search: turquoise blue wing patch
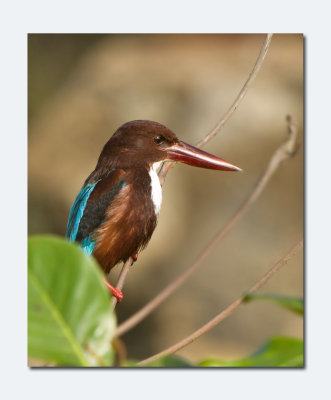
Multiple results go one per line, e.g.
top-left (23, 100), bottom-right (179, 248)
top-left (66, 169), bottom-right (127, 257)
top-left (81, 235), bottom-right (96, 255)
top-left (66, 183), bottom-right (97, 242)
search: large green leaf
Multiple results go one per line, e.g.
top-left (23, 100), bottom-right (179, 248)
top-left (198, 337), bottom-right (303, 367)
top-left (243, 293), bottom-right (303, 315)
top-left (28, 235), bottom-right (116, 366)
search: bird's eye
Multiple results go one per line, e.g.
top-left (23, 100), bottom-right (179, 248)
top-left (154, 136), bottom-right (165, 145)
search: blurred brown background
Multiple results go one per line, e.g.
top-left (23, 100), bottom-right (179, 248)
top-left (28, 34), bottom-right (303, 362)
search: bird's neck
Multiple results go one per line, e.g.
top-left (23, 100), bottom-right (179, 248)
top-left (148, 162), bottom-right (163, 214)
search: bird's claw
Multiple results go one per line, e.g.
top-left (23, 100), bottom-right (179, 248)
top-left (111, 287), bottom-right (124, 303)
top-left (103, 277), bottom-right (124, 303)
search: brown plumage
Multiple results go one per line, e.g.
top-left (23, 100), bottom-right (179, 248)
top-left (66, 120), bottom-right (241, 301)
top-left (92, 168), bottom-right (157, 273)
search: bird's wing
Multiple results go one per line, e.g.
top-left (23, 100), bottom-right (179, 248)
top-left (66, 169), bottom-right (127, 254)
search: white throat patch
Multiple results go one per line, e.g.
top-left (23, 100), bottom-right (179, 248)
top-left (149, 162), bottom-right (162, 214)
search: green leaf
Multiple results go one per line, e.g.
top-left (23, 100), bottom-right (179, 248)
top-left (139, 354), bottom-right (193, 367)
top-left (198, 337), bottom-right (303, 367)
top-left (28, 235), bottom-right (116, 366)
top-left (243, 293), bottom-right (303, 315)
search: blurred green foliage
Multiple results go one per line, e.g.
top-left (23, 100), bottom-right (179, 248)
top-left (243, 293), bottom-right (303, 315)
top-left (197, 337), bottom-right (303, 367)
top-left (28, 235), bottom-right (303, 367)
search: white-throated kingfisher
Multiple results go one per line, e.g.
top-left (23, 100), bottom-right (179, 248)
top-left (66, 120), bottom-right (241, 302)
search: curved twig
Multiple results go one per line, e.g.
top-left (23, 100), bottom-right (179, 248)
top-left (158, 33), bottom-right (273, 185)
top-left (112, 34), bottom-right (273, 309)
top-left (138, 239), bottom-right (303, 366)
top-left (116, 115), bottom-right (299, 335)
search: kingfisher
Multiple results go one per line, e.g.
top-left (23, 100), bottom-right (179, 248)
top-left (66, 120), bottom-right (241, 302)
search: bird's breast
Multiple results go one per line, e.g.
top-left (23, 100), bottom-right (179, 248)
top-left (92, 167), bottom-right (159, 272)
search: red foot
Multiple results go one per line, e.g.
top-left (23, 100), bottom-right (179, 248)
top-left (131, 253), bottom-right (138, 262)
top-left (103, 277), bottom-right (123, 303)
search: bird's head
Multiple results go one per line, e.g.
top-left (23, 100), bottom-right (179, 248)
top-left (97, 120), bottom-right (241, 171)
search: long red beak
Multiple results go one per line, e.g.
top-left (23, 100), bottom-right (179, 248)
top-left (165, 141), bottom-right (242, 172)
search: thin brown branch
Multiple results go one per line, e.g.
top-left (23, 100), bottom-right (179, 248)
top-left (138, 239), bottom-right (303, 366)
top-left (116, 115), bottom-right (299, 336)
top-left (113, 34), bottom-right (274, 313)
top-left (158, 33), bottom-right (273, 185)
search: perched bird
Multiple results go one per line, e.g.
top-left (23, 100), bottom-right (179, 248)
top-left (66, 120), bottom-right (241, 302)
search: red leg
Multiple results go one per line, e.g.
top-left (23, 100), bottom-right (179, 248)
top-left (131, 253), bottom-right (138, 262)
top-left (103, 277), bottom-right (123, 303)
